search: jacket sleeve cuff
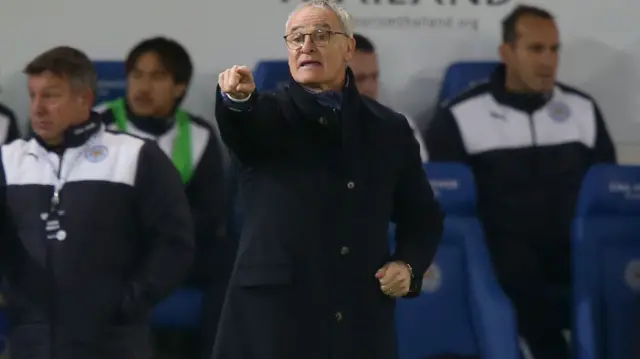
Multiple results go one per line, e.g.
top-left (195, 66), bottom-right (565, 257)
top-left (221, 91), bottom-right (252, 112)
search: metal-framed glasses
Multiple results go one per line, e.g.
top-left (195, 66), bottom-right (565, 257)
top-left (283, 29), bottom-right (347, 50)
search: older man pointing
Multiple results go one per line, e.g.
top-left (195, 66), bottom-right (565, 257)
top-left (213, 1), bottom-right (444, 358)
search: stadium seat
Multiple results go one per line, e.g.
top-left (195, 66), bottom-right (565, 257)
top-left (391, 163), bottom-right (520, 359)
top-left (572, 164), bottom-right (640, 359)
top-left (0, 295), bottom-right (9, 359)
top-left (152, 287), bottom-right (204, 329)
top-left (93, 61), bottom-right (127, 104)
top-left (438, 61), bottom-right (500, 103)
top-left (253, 60), bottom-right (290, 91)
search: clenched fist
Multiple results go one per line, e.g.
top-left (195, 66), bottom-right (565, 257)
top-left (375, 261), bottom-right (412, 297)
top-left (218, 65), bottom-right (256, 100)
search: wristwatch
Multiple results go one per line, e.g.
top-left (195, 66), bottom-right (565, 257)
top-left (401, 262), bottom-right (420, 294)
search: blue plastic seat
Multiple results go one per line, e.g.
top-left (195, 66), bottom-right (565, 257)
top-left (93, 61), bottom-right (127, 104)
top-left (392, 163), bottom-right (520, 359)
top-left (253, 60), bottom-right (289, 91)
top-left (152, 287), bottom-right (204, 330)
top-left (0, 296), bottom-right (9, 358)
top-left (572, 164), bottom-right (640, 359)
top-left (438, 61), bottom-right (500, 103)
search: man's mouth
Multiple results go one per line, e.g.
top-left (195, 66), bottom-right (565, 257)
top-left (300, 61), bottom-right (322, 68)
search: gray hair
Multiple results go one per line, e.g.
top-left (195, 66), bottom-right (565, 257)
top-left (285, 0), bottom-right (354, 36)
top-left (24, 46), bottom-right (98, 96)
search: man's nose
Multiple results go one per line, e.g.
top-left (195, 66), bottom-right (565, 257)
top-left (540, 49), bottom-right (557, 67)
top-left (300, 36), bottom-right (317, 53)
top-left (31, 97), bottom-right (44, 113)
top-left (136, 77), bottom-right (153, 91)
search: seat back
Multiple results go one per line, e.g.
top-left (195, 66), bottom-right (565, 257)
top-left (93, 61), bottom-right (127, 104)
top-left (393, 163), bottom-right (519, 359)
top-left (0, 296), bottom-right (9, 359)
top-left (572, 165), bottom-right (640, 359)
top-left (253, 60), bottom-right (290, 91)
top-left (152, 287), bottom-right (204, 329)
top-left (438, 61), bottom-right (499, 102)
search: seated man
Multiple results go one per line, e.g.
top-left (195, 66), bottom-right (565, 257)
top-left (95, 37), bottom-right (231, 359)
top-left (350, 33), bottom-right (428, 162)
top-left (425, 5), bottom-right (616, 359)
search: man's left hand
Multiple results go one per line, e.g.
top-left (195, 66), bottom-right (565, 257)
top-left (375, 261), bottom-right (411, 297)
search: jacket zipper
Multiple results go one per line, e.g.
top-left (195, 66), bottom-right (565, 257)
top-left (527, 114), bottom-right (539, 176)
top-left (528, 114), bottom-right (537, 146)
top-left (47, 153), bottom-right (63, 359)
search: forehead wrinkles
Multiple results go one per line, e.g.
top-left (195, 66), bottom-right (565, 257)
top-left (288, 8), bottom-right (340, 33)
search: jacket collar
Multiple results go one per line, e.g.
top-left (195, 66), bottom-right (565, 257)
top-left (121, 98), bottom-right (177, 136)
top-left (32, 112), bottom-right (103, 153)
top-left (489, 64), bottom-right (553, 114)
top-left (286, 66), bottom-right (361, 122)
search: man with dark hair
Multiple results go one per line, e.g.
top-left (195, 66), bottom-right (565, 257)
top-left (95, 36), bottom-right (230, 359)
top-left (350, 32), bottom-right (428, 161)
top-left (3, 45), bottom-right (194, 359)
top-left (502, 5), bottom-right (554, 44)
top-left (351, 33), bottom-right (379, 100)
top-left (426, 4), bottom-right (616, 359)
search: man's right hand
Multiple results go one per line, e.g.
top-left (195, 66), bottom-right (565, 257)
top-left (218, 65), bottom-right (256, 100)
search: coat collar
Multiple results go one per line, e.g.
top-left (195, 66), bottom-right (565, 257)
top-left (489, 64), bottom-right (553, 114)
top-left (286, 67), bottom-right (361, 123)
top-left (31, 112), bottom-right (103, 153)
top-left (119, 98), bottom-right (177, 136)
top-left (283, 67), bottom-right (364, 181)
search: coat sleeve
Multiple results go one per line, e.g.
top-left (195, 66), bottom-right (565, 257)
top-left (215, 87), bottom-right (284, 164)
top-left (391, 118), bottom-right (445, 298)
top-left (424, 106), bottom-right (469, 162)
top-left (0, 149), bottom-right (8, 277)
top-left (591, 103), bottom-right (617, 164)
top-left (121, 140), bottom-right (195, 316)
top-left (95, 105), bottom-right (116, 128)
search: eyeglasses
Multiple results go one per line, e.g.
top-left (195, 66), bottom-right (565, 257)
top-left (283, 29), bottom-right (348, 50)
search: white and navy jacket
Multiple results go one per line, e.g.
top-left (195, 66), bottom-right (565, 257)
top-left (0, 114), bottom-right (194, 358)
top-left (96, 101), bottom-right (230, 286)
top-left (425, 65), bottom-right (616, 245)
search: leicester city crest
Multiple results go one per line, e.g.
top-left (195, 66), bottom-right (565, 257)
top-left (547, 101), bottom-right (571, 122)
top-left (85, 145), bottom-right (108, 163)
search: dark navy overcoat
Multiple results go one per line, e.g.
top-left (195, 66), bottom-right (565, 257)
top-left (212, 69), bottom-right (444, 359)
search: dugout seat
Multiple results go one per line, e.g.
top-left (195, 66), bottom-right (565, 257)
top-left (572, 164), bottom-right (640, 359)
top-left (93, 61), bottom-right (127, 104)
top-left (391, 162), bottom-right (520, 359)
top-left (438, 61), bottom-right (499, 103)
top-left (254, 60), bottom-right (290, 91)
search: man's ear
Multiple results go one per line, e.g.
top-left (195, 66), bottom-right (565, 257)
top-left (344, 36), bottom-right (356, 62)
top-left (77, 88), bottom-right (95, 109)
top-left (174, 83), bottom-right (187, 99)
top-left (498, 42), bottom-right (512, 64)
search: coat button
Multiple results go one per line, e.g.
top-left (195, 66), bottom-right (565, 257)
top-left (319, 117), bottom-right (328, 125)
top-left (347, 181), bottom-right (355, 189)
top-left (340, 246), bottom-right (350, 255)
top-left (335, 312), bottom-right (343, 321)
